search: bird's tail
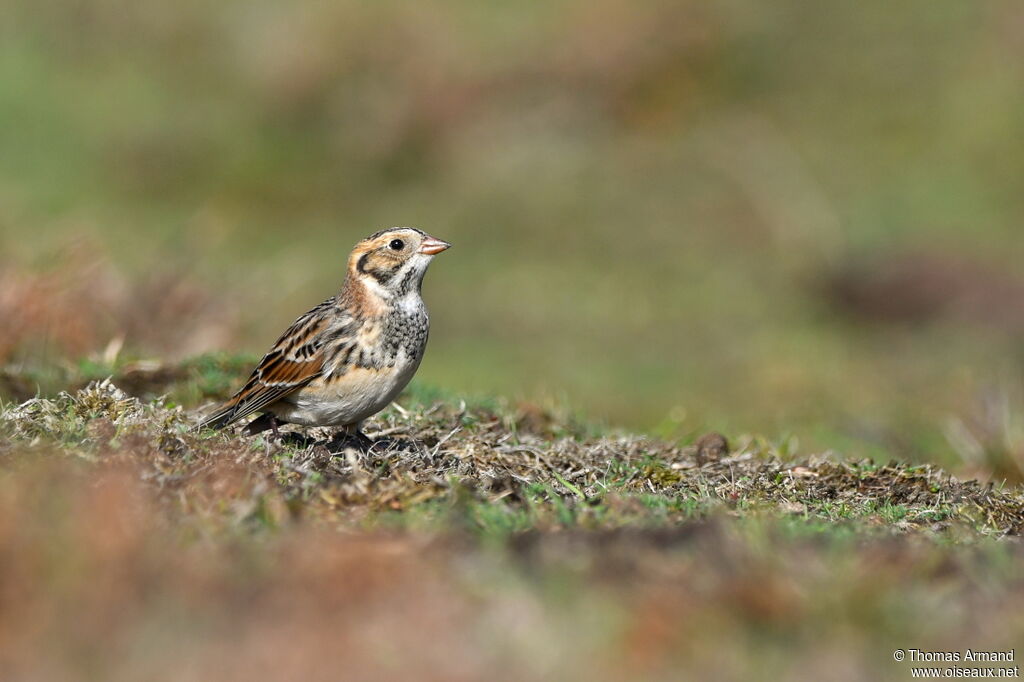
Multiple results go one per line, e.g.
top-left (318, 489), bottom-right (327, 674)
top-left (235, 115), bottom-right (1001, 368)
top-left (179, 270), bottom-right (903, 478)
top-left (192, 404), bottom-right (238, 432)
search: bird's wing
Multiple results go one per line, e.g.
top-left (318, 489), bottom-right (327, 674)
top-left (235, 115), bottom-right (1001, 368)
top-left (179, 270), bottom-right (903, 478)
top-left (196, 299), bottom-right (353, 430)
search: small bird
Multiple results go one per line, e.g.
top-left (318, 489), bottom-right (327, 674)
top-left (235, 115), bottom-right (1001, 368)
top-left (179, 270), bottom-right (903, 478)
top-left (197, 227), bottom-right (450, 440)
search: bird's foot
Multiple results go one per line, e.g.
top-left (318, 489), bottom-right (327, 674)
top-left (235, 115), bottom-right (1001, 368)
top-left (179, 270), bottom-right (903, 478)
top-left (325, 427), bottom-right (377, 455)
top-left (244, 413), bottom-right (279, 438)
top-left (244, 414), bottom-right (315, 447)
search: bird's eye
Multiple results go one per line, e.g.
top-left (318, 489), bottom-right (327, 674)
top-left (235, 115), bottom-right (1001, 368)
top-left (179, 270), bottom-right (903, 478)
top-left (389, 239), bottom-right (405, 251)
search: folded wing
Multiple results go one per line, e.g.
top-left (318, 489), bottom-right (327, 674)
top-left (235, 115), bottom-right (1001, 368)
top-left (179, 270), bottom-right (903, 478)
top-left (196, 299), bottom-right (348, 430)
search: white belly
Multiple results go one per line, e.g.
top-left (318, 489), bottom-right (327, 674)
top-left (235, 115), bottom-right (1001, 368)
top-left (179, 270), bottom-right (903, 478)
top-left (270, 353), bottom-right (422, 427)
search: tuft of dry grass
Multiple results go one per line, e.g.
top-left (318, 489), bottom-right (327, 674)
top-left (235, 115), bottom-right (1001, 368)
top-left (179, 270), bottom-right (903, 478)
top-left (0, 242), bottom-right (240, 368)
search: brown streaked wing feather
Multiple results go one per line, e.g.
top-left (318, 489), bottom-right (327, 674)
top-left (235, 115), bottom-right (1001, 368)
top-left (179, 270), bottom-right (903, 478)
top-left (197, 299), bottom-right (349, 429)
top-left (221, 349), bottom-right (323, 422)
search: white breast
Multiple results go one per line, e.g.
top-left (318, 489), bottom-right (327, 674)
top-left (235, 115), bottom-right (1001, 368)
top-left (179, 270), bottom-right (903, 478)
top-left (271, 350), bottom-right (423, 427)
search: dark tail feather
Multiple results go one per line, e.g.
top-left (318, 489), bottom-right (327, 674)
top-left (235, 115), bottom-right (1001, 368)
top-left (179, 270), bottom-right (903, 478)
top-left (193, 405), bottom-right (238, 432)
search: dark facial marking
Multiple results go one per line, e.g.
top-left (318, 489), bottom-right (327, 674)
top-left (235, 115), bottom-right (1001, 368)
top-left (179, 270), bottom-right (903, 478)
top-left (356, 249), bottom-right (403, 286)
top-left (394, 265), bottom-right (420, 296)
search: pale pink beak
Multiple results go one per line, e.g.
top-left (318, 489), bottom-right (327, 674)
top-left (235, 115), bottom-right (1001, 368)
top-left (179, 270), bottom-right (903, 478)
top-left (419, 236), bottom-right (451, 255)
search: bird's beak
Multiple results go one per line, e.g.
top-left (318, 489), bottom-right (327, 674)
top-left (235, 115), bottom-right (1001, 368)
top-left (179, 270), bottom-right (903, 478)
top-left (419, 236), bottom-right (451, 255)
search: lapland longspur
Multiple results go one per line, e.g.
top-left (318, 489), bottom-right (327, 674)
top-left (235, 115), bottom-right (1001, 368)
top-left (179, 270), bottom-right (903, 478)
top-left (197, 227), bottom-right (450, 438)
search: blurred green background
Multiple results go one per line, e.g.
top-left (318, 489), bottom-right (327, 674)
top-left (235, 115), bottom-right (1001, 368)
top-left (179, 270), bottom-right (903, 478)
top-left (3, 0), bottom-right (1024, 467)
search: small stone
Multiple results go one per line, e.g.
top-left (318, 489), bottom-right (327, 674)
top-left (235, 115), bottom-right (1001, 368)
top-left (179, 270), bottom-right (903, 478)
top-left (695, 432), bottom-right (730, 465)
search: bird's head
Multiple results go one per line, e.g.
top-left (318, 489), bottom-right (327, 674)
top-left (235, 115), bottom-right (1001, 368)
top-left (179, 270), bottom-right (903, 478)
top-left (345, 227), bottom-right (451, 304)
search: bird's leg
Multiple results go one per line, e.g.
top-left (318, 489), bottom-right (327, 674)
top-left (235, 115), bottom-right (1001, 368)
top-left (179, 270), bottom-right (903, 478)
top-left (353, 428), bottom-right (374, 450)
top-left (243, 413), bottom-right (281, 439)
top-left (333, 423), bottom-right (374, 452)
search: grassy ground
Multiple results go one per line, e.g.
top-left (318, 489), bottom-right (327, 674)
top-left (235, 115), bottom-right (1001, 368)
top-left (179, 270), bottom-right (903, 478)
top-left (1, 368), bottom-right (1022, 681)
